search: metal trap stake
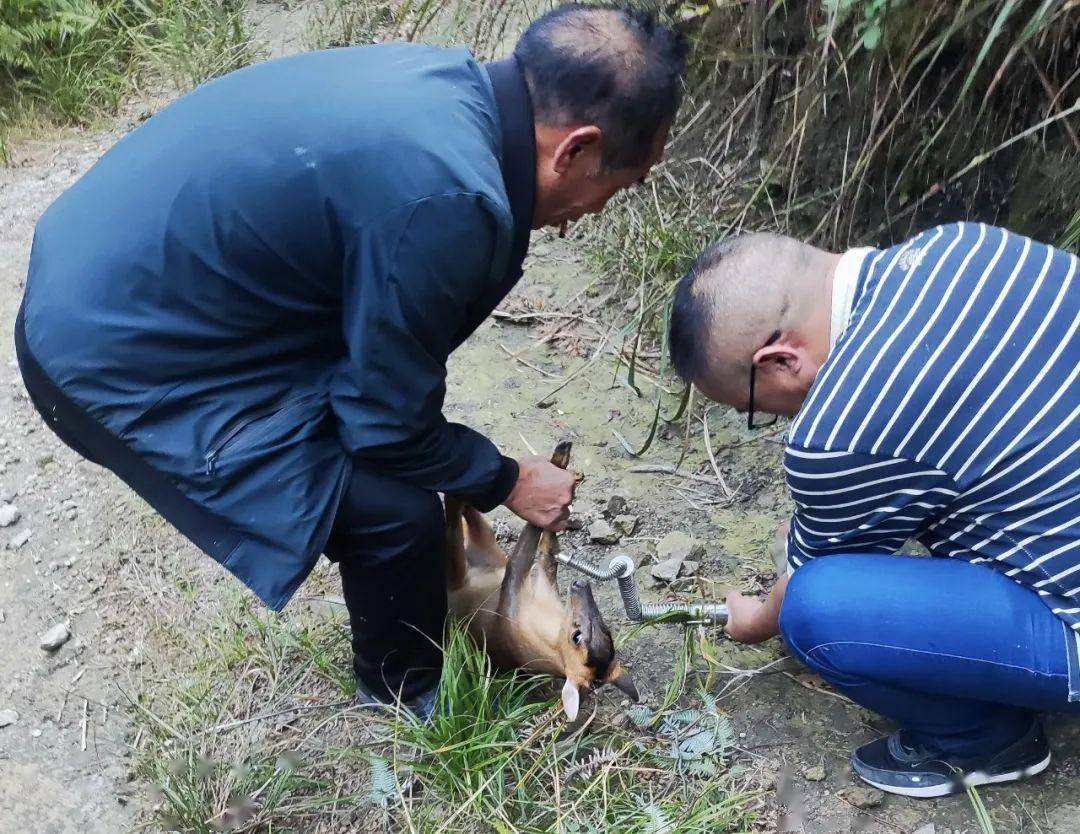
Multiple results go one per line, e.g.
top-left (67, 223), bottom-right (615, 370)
top-left (556, 551), bottom-right (729, 626)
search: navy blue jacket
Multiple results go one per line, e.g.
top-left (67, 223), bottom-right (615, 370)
top-left (19, 45), bottom-right (535, 609)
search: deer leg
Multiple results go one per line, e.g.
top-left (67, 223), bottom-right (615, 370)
top-left (462, 506), bottom-right (507, 568)
top-left (550, 439), bottom-right (572, 470)
top-left (443, 496), bottom-right (468, 590)
top-left (535, 440), bottom-right (573, 586)
top-left (499, 440), bottom-right (573, 615)
top-left (536, 530), bottom-right (559, 586)
top-left (498, 524), bottom-right (542, 617)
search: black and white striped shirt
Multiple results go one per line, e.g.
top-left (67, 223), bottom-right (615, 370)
top-left (786, 223), bottom-right (1080, 701)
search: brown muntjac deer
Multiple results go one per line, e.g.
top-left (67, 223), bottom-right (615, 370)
top-left (444, 441), bottom-right (638, 719)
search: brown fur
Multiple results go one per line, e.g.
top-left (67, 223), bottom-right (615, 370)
top-left (444, 493), bottom-right (637, 714)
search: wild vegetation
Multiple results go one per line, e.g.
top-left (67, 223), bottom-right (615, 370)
top-left (0, 0), bottom-right (254, 156)
top-left (580, 0), bottom-right (1080, 336)
top-left (3, 1), bottom-right (1077, 831)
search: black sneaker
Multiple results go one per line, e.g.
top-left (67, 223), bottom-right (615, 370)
top-left (354, 682), bottom-right (439, 722)
top-left (851, 721), bottom-right (1051, 798)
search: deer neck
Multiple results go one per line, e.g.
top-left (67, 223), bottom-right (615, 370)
top-left (510, 579), bottom-right (565, 672)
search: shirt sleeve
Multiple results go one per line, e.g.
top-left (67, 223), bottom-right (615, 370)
top-left (331, 192), bottom-right (518, 511)
top-left (784, 446), bottom-right (961, 573)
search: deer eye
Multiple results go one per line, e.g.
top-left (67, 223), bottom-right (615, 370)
top-left (572, 630), bottom-right (583, 646)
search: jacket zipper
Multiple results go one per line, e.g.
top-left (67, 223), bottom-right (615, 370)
top-left (204, 397), bottom-right (311, 475)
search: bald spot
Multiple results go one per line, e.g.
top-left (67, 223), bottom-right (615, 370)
top-left (545, 8), bottom-right (643, 63)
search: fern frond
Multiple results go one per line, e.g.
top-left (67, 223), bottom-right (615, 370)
top-left (642, 804), bottom-right (673, 834)
top-left (627, 704), bottom-right (654, 729)
top-left (366, 755), bottom-right (397, 808)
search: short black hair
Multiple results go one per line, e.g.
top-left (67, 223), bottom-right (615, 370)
top-left (669, 235), bottom-right (745, 382)
top-left (514, 3), bottom-right (686, 169)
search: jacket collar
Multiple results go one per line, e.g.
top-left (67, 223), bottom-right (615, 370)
top-left (484, 56), bottom-right (536, 286)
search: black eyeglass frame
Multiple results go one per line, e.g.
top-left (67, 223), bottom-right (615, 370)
top-left (747, 330), bottom-right (782, 430)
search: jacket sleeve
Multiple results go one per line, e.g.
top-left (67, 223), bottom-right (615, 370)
top-left (332, 192), bottom-right (519, 511)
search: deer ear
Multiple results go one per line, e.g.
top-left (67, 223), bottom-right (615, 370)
top-left (607, 662), bottom-right (640, 702)
top-left (560, 678), bottom-right (580, 721)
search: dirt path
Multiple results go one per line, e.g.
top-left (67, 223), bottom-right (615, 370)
top-left (2, 109), bottom-right (1079, 834)
top-left (0, 124), bottom-right (144, 832)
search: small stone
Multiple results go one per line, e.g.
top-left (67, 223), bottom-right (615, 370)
top-left (842, 785), bottom-right (884, 809)
top-left (566, 514), bottom-right (586, 532)
top-left (0, 609), bottom-right (5, 623)
top-left (40, 622), bottom-right (71, 652)
top-left (602, 494), bottom-right (628, 518)
top-left (681, 560), bottom-right (699, 576)
top-left (36, 453), bottom-right (54, 467)
top-left (612, 514), bottom-right (638, 536)
top-left (0, 709), bottom-right (17, 728)
top-left (31, 728), bottom-right (42, 738)
top-left (588, 519), bottom-right (620, 545)
top-left (656, 531), bottom-right (704, 564)
top-left (0, 503), bottom-right (19, 527)
top-left (803, 764), bottom-right (826, 782)
top-left (10, 529), bottom-right (31, 548)
top-left (651, 557), bottom-right (683, 584)
top-left (913, 825), bottom-right (936, 834)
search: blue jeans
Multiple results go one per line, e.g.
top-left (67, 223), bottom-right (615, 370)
top-left (780, 554), bottom-right (1080, 759)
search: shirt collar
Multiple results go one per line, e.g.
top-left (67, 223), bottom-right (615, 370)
top-left (484, 56), bottom-right (537, 285)
top-left (830, 247), bottom-right (873, 348)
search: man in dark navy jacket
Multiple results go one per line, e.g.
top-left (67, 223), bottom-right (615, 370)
top-left (16, 4), bottom-right (685, 713)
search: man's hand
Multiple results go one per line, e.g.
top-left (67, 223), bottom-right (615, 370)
top-left (725, 573), bottom-right (790, 644)
top-left (504, 455), bottom-right (576, 531)
top-left (724, 592), bottom-right (772, 644)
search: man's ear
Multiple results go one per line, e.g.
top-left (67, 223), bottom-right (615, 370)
top-left (753, 341), bottom-right (802, 379)
top-left (560, 677), bottom-right (581, 721)
top-left (552, 126), bottom-right (603, 175)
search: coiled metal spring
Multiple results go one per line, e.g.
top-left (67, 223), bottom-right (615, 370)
top-left (556, 551), bottom-right (728, 626)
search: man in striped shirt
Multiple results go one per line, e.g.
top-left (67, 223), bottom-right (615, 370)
top-left (668, 223), bottom-right (1079, 797)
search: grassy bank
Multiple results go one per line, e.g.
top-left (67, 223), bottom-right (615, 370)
top-left (579, 0), bottom-right (1080, 327)
top-left (0, 0), bottom-right (255, 157)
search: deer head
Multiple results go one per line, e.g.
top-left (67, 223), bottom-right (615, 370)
top-left (552, 573), bottom-right (639, 720)
top-left (445, 441), bottom-right (638, 719)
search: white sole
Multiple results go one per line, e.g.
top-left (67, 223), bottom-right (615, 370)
top-left (855, 751), bottom-right (1052, 799)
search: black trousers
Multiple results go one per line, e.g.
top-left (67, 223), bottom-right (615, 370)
top-left (324, 464), bottom-right (447, 702)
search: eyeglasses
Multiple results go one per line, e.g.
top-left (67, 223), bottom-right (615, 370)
top-left (747, 330), bottom-right (782, 430)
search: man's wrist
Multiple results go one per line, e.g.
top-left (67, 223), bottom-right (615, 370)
top-left (470, 455), bottom-right (520, 512)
